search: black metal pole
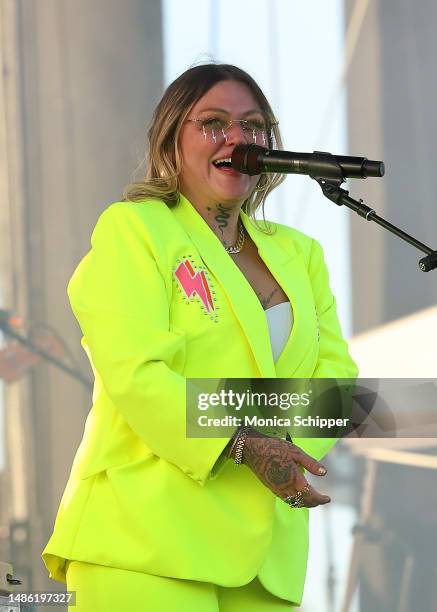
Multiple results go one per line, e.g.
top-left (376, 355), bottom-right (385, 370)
top-left (316, 179), bottom-right (437, 272)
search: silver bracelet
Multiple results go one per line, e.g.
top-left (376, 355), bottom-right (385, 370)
top-left (233, 426), bottom-right (251, 465)
top-left (227, 427), bottom-right (242, 459)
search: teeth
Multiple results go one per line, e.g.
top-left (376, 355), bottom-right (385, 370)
top-left (213, 158), bottom-right (232, 167)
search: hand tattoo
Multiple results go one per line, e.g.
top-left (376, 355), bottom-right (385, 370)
top-left (243, 436), bottom-right (297, 491)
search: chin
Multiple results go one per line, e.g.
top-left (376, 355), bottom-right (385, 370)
top-left (216, 189), bottom-right (253, 205)
top-left (210, 178), bottom-right (254, 204)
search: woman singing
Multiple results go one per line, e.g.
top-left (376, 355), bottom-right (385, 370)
top-left (43, 63), bottom-right (358, 611)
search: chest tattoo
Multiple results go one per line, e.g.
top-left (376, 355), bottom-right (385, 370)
top-left (258, 287), bottom-right (278, 309)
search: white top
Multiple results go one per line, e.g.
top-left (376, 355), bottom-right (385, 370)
top-left (265, 301), bottom-right (293, 362)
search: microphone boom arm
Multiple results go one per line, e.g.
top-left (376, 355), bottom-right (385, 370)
top-left (315, 178), bottom-right (437, 272)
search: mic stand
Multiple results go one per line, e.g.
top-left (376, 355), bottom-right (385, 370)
top-left (309, 153), bottom-right (437, 272)
top-left (0, 321), bottom-right (93, 390)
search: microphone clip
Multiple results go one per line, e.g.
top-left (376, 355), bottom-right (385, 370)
top-left (309, 151), bottom-right (345, 183)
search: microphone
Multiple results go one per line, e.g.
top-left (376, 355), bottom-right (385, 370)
top-left (231, 144), bottom-right (385, 179)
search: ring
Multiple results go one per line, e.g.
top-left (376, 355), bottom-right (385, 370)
top-left (284, 486), bottom-right (310, 508)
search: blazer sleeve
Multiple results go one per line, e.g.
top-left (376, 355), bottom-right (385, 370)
top-left (292, 238), bottom-right (358, 462)
top-left (309, 238), bottom-right (358, 379)
top-left (67, 204), bottom-right (230, 486)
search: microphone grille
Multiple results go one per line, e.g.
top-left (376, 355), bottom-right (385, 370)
top-left (231, 145), bottom-right (250, 173)
top-left (231, 144), bottom-right (265, 175)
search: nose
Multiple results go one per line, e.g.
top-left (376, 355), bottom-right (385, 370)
top-left (223, 121), bottom-right (249, 146)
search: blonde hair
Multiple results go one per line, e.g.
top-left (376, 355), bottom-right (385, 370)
top-left (123, 63), bottom-right (285, 230)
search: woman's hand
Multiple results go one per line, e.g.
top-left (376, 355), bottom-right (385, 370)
top-left (237, 429), bottom-right (331, 508)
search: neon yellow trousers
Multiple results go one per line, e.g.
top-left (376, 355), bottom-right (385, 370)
top-left (66, 561), bottom-right (295, 611)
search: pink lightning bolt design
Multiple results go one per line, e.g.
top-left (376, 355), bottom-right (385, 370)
top-left (174, 259), bottom-right (214, 313)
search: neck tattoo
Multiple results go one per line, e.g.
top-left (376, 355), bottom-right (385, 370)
top-left (214, 204), bottom-right (230, 234)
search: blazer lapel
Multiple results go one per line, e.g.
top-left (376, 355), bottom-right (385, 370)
top-left (172, 195), bottom-right (316, 378)
top-left (240, 211), bottom-right (318, 377)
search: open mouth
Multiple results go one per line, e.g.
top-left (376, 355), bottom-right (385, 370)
top-left (212, 158), bottom-right (233, 169)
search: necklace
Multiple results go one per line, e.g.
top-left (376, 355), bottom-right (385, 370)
top-left (225, 221), bottom-right (245, 254)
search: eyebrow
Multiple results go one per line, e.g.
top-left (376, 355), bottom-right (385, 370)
top-left (197, 107), bottom-right (264, 117)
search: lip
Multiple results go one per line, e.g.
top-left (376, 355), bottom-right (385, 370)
top-left (212, 164), bottom-right (242, 177)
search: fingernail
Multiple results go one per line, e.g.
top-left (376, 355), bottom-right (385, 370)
top-left (318, 466), bottom-right (327, 475)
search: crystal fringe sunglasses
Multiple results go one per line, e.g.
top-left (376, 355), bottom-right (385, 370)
top-left (186, 115), bottom-right (278, 145)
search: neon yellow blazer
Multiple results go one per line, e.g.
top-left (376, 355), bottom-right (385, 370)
top-left (42, 194), bottom-right (358, 605)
